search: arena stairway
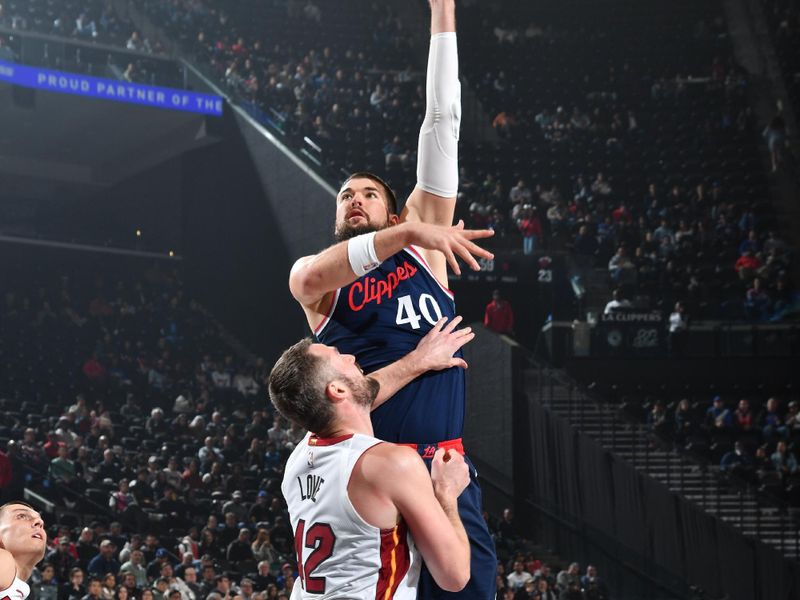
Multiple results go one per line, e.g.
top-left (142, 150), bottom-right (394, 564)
top-left (532, 370), bottom-right (800, 561)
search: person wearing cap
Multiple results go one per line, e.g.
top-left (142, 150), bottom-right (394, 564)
top-left (225, 529), bottom-right (252, 564)
top-left (151, 577), bottom-right (169, 600)
top-left (247, 492), bottom-right (270, 524)
top-left (87, 540), bottom-right (120, 577)
top-left (146, 549), bottom-right (173, 581)
top-left (45, 535), bottom-right (77, 583)
top-left (75, 528), bottom-right (98, 566)
top-left (221, 492), bottom-right (247, 524)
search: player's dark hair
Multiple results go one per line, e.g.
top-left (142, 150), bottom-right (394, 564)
top-left (342, 171), bottom-right (398, 215)
top-left (0, 501), bottom-right (36, 518)
top-left (268, 338), bottom-right (334, 435)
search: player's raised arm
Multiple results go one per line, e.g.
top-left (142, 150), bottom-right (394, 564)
top-left (401, 0), bottom-right (459, 233)
top-left (289, 220), bottom-right (493, 312)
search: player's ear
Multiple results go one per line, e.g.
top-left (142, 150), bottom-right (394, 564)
top-left (388, 213), bottom-right (400, 226)
top-left (325, 379), bottom-right (348, 403)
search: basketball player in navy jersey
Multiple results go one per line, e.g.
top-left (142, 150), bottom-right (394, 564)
top-left (289, 1), bottom-right (497, 598)
top-left (0, 502), bottom-right (47, 600)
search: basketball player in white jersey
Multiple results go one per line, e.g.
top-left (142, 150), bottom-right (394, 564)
top-left (0, 502), bottom-right (48, 600)
top-left (269, 338), bottom-right (471, 599)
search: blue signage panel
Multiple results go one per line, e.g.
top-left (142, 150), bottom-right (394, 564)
top-left (0, 60), bottom-right (223, 116)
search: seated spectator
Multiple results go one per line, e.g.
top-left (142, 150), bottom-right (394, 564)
top-left (87, 540), bottom-right (120, 577)
top-left (720, 441), bottom-right (754, 473)
top-left (734, 398), bottom-right (754, 434)
top-left (81, 577), bottom-right (102, 600)
top-left (226, 528), bottom-right (253, 564)
top-left (771, 441), bottom-right (798, 477)
top-left (507, 561), bottom-right (534, 591)
top-left (608, 247), bottom-right (635, 284)
top-left (603, 289), bottom-right (631, 314)
top-left (735, 250), bottom-right (761, 283)
top-left (60, 567), bottom-right (86, 600)
top-left (745, 278), bottom-right (771, 320)
top-left (555, 563), bottom-right (580, 592)
top-left (705, 396), bottom-right (733, 432)
top-left (758, 397), bottom-right (785, 442)
top-left (517, 207), bottom-right (542, 255)
top-left (581, 565), bottom-right (609, 600)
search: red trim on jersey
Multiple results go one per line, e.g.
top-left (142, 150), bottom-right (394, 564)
top-left (403, 247), bottom-right (455, 299)
top-left (308, 433), bottom-right (355, 446)
top-left (313, 289), bottom-right (341, 336)
top-left (375, 521), bottom-right (411, 600)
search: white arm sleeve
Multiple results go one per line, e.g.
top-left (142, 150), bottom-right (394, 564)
top-left (416, 32), bottom-right (461, 198)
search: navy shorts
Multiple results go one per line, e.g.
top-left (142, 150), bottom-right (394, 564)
top-left (417, 453), bottom-right (497, 600)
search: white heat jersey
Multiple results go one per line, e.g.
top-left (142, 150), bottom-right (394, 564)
top-left (0, 576), bottom-right (30, 600)
top-left (282, 432), bottom-right (421, 600)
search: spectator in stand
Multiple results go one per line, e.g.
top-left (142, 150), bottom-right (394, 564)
top-left (771, 441), bottom-right (798, 477)
top-left (87, 540), bottom-right (120, 577)
top-left (507, 561), bottom-right (534, 591)
top-left (555, 563), bottom-right (580, 592)
top-left (735, 250), bottom-right (761, 283)
top-left (48, 538), bottom-right (78, 586)
top-left (517, 207), bottom-right (542, 255)
top-left (745, 278), bottom-right (771, 321)
top-left (706, 396), bottom-right (733, 432)
top-left (33, 563), bottom-right (60, 600)
top-left (49, 443), bottom-right (77, 485)
top-left (60, 567), bottom-right (86, 600)
top-left (758, 397), bottom-right (784, 442)
top-left (721, 441), bottom-right (754, 474)
top-left (668, 301), bottom-right (688, 354)
top-left (226, 529), bottom-right (253, 564)
top-left (484, 290), bottom-right (515, 335)
top-left (608, 247), bottom-right (635, 284)
top-left (119, 550), bottom-right (148, 589)
top-left (674, 399), bottom-right (697, 446)
top-left (734, 398), bottom-right (754, 434)
top-left (603, 289), bottom-right (632, 314)
top-left (581, 565), bottom-right (609, 600)
top-left (533, 579), bottom-right (557, 600)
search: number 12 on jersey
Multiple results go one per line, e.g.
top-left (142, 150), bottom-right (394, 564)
top-left (294, 519), bottom-right (336, 594)
top-left (395, 294), bottom-right (443, 330)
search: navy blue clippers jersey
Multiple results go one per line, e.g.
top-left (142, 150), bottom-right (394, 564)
top-left (315, 247), bottom-right (465, 444)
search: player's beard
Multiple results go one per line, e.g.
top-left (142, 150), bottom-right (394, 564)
top-left (334, 215), bottom-right (390, 242)
top-left (344, 374), bottom-right (380, 408)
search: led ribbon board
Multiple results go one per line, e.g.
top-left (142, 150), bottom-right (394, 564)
top-left (0, 60), bottom-right (223, 116)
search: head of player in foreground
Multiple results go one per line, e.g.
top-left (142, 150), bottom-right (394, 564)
top-left (268, 338), bottom-right (378, 437)
top-left (0, 502), bottom-right (47, 587)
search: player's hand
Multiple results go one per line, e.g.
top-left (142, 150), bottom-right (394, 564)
top-left (405, 221), bottom-right (494, 275)
top-left (411, 316), bottom-right (473, 371)
top-left (431, 447), bottom-right (469, 500)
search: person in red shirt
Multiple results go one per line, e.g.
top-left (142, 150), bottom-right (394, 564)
top-left (734, 250), bottom-right (761, 281)
top-left (484, 290), bottom-right (514, 335)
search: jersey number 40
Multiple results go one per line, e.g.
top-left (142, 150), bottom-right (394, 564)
top-left (395, 294), bottom-right (443, 330)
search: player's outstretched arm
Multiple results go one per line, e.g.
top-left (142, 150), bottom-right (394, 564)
top-left (369, 316), bottom-right (473, 410)
top-left (354, 445), bottom-right (470, 592)
top-left (402, 0), bottom-right (459, 226)
top-left (289, 221), bottom-right (494, 311)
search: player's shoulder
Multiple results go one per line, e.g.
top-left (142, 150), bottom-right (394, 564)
top-left (0, 548), bottom-right (17, 590)
top-left (358, 443), bottom-right (424, 481)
